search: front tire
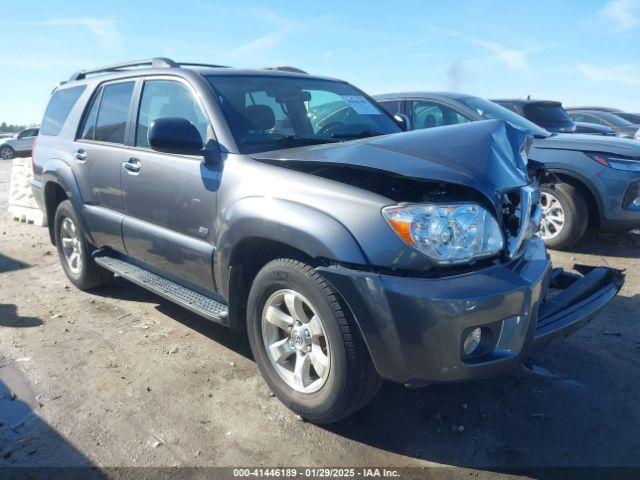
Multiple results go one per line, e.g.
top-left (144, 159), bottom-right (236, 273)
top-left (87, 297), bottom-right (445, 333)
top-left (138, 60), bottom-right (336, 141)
top-left (539, 183), bottom-right (588, 250)
top-left (1, 146), bottom-right (14, 160)
top-left (54, 200), bottom-right (112, 290)
top-left (247, 259), bottom-right (381, 424)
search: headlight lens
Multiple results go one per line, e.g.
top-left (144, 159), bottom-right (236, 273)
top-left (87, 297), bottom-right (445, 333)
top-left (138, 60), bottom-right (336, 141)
top-left (587, 152), bottom-right (640, 172)
top-left (382, 203), bottom-right (504, 264)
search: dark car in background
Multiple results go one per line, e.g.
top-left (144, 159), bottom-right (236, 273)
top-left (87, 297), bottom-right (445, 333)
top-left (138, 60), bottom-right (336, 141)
top-left (615, 112), bottom-right (640, 124)
top-left (568, 106), bottom-right (622, 113)
top-left (492, 99), bottom-right (576, 133)
top-left (566, 110), bottom-right (640, 140)
top-left (375, 92), bottom-right (640, 249)
top-left (574, 121), bottom-right (616, 136)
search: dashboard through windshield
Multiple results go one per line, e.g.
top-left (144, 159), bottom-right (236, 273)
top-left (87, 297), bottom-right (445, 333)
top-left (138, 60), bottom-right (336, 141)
top-left (206, 75), bottom-right (402, 153)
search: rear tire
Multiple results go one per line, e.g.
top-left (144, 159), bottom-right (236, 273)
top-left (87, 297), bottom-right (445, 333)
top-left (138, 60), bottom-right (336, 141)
top-left (54, 200), bottom-right (112, 290)
top-left (1, 146), bottom-right (14, 160)
top-left (540, 183), bottom-right (588, 250)
top-left (246, 258), bottom-right (381, 424)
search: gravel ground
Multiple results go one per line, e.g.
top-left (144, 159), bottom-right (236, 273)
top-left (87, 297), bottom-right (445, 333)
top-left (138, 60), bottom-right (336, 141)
top-left (1, 159), bottom-right (639, 477)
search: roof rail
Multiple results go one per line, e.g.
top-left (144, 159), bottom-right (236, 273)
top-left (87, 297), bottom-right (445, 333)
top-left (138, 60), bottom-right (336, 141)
top-left (68, 58), bottom-right (231, 81)
top-left (69, 57), bottom-right (179, 81)
top-left (262, 66), bottom-right (308, 74)
top-left (176, 62), bottom-right (230, 69)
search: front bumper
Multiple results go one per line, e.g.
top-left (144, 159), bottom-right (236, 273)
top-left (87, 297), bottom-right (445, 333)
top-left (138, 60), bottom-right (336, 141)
top-left (318, 238), bottom-right (623, 384)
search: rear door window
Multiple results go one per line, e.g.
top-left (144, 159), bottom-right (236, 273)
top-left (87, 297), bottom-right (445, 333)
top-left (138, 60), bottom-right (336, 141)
top-left (79, 88), bottom-right (102, 140)
top-left (411, 101), bottom-right (470, 129)
top-left (40, 85), bottom-right (86, 136)
top-left (93, 81), bottom-right (135, 144)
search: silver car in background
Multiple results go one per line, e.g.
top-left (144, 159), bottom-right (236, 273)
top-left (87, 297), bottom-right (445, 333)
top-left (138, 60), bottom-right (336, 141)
top-left (0, 127), bottom-right (39, 159)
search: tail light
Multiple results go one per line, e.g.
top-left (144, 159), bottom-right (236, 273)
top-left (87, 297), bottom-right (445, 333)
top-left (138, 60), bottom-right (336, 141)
top-left (31, 134), bottom-right (39, 174)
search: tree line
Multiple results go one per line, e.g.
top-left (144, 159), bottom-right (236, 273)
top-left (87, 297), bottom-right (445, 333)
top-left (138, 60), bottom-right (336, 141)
top-left (0, 122), bottom-right (30, 133)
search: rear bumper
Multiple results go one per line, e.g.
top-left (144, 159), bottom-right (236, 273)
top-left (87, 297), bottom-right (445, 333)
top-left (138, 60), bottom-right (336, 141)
top-left (31, 179), bottom-right (45, 213)
top-left (318, 238), bottom-right (623, 385)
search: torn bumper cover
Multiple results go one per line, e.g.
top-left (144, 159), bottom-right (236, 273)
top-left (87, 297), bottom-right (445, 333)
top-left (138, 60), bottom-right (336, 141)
top-left (318, 238), bottom-right (623, 385)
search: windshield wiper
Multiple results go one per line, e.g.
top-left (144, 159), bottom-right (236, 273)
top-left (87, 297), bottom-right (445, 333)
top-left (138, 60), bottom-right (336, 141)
top-left (331, 130), bottom-right (382, 139)
top-left (278, 135), bottom-right (337, 144)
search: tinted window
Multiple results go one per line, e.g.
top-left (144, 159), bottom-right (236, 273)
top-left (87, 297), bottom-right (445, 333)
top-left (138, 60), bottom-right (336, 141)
top-left (206, 75), bottom-right (401, 153)
top-left (79, 88), bottom-right (102, 140)
top-left (40, 85), bottom-right (86, 136)
top-left (94, 82), bottom-right (134, 144)
top-left (411, 101), bottom-right (470, 129)
top-left (523, 103), bottom-right (571, 124)
top-left (136, 80), bottom-right (209, 148)
top-left (379, 100), bottom-right (401, 115)
top-left (617, 112), bottom-right (640, 124)
top-left (457, 97), bottom-right (550, 138)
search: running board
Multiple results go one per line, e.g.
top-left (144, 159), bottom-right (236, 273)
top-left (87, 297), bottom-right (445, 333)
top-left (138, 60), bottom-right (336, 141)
top-left (94, 255), bottom-right (229, 326)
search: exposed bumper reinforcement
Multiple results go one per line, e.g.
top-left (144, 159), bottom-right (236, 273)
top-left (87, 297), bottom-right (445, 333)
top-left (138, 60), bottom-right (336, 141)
top-left (533, 265), bottom-right (624, 350)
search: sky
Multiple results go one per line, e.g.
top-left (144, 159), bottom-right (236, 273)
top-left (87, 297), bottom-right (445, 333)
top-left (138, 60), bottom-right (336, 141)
top-left (1, 0), bottom-right (640, 125)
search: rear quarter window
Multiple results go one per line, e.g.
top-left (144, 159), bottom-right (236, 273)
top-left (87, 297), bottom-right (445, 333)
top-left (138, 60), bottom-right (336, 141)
top-left (40, 85), bottom-right (86, 136)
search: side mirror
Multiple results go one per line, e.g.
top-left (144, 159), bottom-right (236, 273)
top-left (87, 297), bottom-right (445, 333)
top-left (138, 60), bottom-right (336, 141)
top-left (148, 117), bottom-right (204, 155)
top-left (394, 114), bottom-right (412, 131)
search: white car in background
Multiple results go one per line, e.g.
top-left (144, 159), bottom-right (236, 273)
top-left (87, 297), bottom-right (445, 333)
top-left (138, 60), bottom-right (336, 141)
top-left (0, 127), bottom-right (39, 159)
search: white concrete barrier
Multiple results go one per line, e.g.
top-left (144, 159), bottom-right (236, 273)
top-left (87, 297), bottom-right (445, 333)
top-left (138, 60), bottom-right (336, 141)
top-left (8, 157), bottom-right (46, 226)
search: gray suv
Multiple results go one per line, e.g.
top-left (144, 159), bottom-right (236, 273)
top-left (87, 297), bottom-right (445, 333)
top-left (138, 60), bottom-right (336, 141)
top-left (0, 127), bottom-right (39, 159)
top-left (32, 58), bottom-right (623, 423)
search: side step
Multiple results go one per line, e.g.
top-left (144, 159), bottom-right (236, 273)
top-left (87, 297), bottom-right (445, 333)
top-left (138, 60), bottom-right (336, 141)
top-left (94, 255), bottom-right (229, 326)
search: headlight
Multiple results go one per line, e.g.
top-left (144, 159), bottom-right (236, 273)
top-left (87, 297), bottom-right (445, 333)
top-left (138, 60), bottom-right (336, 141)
top-left (382, 203), bottom-right (504, 264)
top-left (587, 152), bottom-right (640, 172)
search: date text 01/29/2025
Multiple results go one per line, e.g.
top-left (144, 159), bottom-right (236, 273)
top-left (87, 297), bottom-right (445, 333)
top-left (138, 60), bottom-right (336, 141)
top-left (232, 468), bottom-right (401, 477)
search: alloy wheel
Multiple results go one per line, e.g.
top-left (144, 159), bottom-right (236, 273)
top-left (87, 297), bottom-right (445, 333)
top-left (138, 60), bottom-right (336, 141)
top-left (60, 217), bottom-right (83, 274)
top-left (1, 147), bottom-right (13, 160)
top-left (539, 192), bottom-right (565, 240)
top-left (261, 289), bottom-right (331, 394)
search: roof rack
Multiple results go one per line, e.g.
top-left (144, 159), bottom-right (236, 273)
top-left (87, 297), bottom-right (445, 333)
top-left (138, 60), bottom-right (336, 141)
top-left (262, 66), bottom-right (308, 74)
top-left (68, 57), bottom-right (230, 81)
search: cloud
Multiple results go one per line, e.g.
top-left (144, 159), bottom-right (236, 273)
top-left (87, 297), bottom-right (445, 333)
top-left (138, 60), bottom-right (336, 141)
top-left (225, 7), bottom-right (312, 60)
top-left (424, 23), bottom-right (537, 72)
top-left (578, 63), bottom-right (640, 85)
top-left (21, 18), bottom-right (121, 49)
top-left (323, 49), bottom-right (334, 60)
top-left (599, 0), bottom-right (640, 32)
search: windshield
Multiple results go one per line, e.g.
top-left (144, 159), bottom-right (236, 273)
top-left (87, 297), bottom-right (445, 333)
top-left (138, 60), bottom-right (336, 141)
top-left (458, 96), bottom-right (550, 137)
top-left (206, 75), bottom-right (402, 153)
top-left (597, 112), bottom-right (634, 127)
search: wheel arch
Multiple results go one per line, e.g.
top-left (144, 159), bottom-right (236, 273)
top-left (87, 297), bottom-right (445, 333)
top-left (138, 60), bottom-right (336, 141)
top-left (545, 168), bottom-right (603, 228)
top-left (216, 197), bottom-right (369, 336)
top-left (41, 161), bottom-right (90, 245)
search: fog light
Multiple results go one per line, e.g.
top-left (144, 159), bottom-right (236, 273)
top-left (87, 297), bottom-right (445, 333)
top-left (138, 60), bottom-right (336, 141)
top-left (463, 328), bottom-right (482, 356)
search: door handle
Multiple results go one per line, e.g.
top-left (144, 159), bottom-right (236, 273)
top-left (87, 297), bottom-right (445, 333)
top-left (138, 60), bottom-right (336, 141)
top-left (73, 149), bottom-right (86, 161)
top-left (122, 157), bottom-right (141, 174)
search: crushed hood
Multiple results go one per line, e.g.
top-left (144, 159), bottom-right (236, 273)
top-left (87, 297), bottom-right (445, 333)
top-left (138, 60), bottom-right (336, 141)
top-left (253, 120), bottom-right (530, 205)
top-left (533, 133), bottom-right (640, 157)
